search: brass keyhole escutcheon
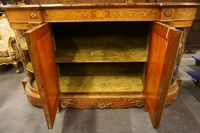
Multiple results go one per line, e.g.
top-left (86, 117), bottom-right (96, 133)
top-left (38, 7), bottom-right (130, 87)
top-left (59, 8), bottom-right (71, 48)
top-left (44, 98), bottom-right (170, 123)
top-left (30, 13), bottom-right (37, 19)
top-left (165, 10), bottom-right (172, 17)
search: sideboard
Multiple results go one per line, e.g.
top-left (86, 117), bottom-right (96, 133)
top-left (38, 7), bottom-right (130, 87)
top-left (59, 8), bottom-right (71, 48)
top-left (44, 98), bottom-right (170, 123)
top-left (1, 1), bottom-right (200, 129)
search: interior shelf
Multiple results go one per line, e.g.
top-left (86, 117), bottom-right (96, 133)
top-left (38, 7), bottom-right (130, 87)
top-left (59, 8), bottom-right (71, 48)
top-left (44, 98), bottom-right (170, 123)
top-left (32, 62), bottom-right (145, 93)
top-left (55, 48), bottom-right (148, 63)
top-left (32, 75), bottom-right (143, 93)
top-left (59, 76), bottom-right (143, 93)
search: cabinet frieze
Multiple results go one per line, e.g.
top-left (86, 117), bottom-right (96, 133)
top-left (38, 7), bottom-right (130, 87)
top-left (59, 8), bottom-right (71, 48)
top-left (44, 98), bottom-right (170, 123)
top-left (2, 5), bottom-right (199, 27)
top-left (43, 8), bottom-right (159, 22)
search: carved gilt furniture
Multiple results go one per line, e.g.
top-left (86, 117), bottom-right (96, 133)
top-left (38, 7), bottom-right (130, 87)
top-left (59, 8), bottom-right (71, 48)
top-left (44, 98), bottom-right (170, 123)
top-left (1, 0), bottom-right (200, 129)
top-left (0, 14), bottom-right (20, 73)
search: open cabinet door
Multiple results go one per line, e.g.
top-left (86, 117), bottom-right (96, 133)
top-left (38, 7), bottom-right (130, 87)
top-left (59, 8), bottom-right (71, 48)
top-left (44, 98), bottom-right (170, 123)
top-left (144, 22), bottom-right (182, 128)
top-left (25, 23), bottom-right (60, 129)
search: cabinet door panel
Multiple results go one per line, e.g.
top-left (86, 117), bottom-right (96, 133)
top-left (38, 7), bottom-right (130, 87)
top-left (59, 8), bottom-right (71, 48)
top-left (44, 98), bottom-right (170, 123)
top-left (144, 22), bottom-right (181, 128)
top-left (25, 23), bottom-right (60, 129)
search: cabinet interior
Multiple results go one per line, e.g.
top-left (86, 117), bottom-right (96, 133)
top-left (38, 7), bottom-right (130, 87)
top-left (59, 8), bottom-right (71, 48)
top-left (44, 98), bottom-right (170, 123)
top-left (51, 22), bottom-right (151, 93)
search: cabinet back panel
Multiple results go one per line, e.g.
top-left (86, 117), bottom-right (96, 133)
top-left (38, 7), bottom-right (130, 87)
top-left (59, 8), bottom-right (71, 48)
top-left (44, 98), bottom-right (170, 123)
top-left (58, 62), bottom-right (145, 76)
top-left (52, 22), bottom-right (149, 49)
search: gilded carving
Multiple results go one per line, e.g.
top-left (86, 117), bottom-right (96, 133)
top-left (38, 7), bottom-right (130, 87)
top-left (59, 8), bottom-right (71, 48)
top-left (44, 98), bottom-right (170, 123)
top-left (90, 101), bottom-right (113, 109)
top-left (128, 100), bottom-right (144, 107)
top-left (60, 100), bottom-right (76, 108)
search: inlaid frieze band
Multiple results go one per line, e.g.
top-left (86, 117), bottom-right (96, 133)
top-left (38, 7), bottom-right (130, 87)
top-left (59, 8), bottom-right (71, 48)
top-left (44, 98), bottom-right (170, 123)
top-left (178, 9), bottom-right (196, 17)
top-left (43, 8), bottom-right (159, 22)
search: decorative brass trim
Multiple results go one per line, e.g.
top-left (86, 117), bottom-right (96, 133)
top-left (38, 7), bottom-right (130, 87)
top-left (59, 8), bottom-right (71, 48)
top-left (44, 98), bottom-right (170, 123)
top-left (60, 100), bottom-right (77, 108)
top-left (165, 10), bottom-right (172, 17)
top-left (90, 101), bottom-right (113, 109)
top-left (30, 13), bottom-right (37, 19)
top-left (128, 100), bottom-right (144, 107)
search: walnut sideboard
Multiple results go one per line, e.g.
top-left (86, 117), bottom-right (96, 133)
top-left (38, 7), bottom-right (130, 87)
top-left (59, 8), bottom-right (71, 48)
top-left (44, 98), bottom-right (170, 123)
top-left (1, 2), bottom-right (200, 129)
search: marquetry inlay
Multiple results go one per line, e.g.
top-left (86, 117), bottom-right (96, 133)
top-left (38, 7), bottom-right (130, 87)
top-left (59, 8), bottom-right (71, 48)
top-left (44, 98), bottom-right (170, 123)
top-left (43, 8), bottom-right (159, 22)
top-left (178, 9), bottom-right (196, 17)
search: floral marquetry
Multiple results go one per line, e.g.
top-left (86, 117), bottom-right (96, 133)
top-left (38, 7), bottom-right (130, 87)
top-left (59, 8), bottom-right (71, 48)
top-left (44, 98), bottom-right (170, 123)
top-left (43, 8), bottom-right (159, 22)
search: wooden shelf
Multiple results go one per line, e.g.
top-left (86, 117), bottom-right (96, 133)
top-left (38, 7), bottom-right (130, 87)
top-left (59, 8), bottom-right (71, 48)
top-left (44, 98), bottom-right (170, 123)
top-left (59, 76), bottom-right (143, 93)
top-left (32, 75), bottom-right (143, 93)
top-left (55, 48), bottom-right (148, 63)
